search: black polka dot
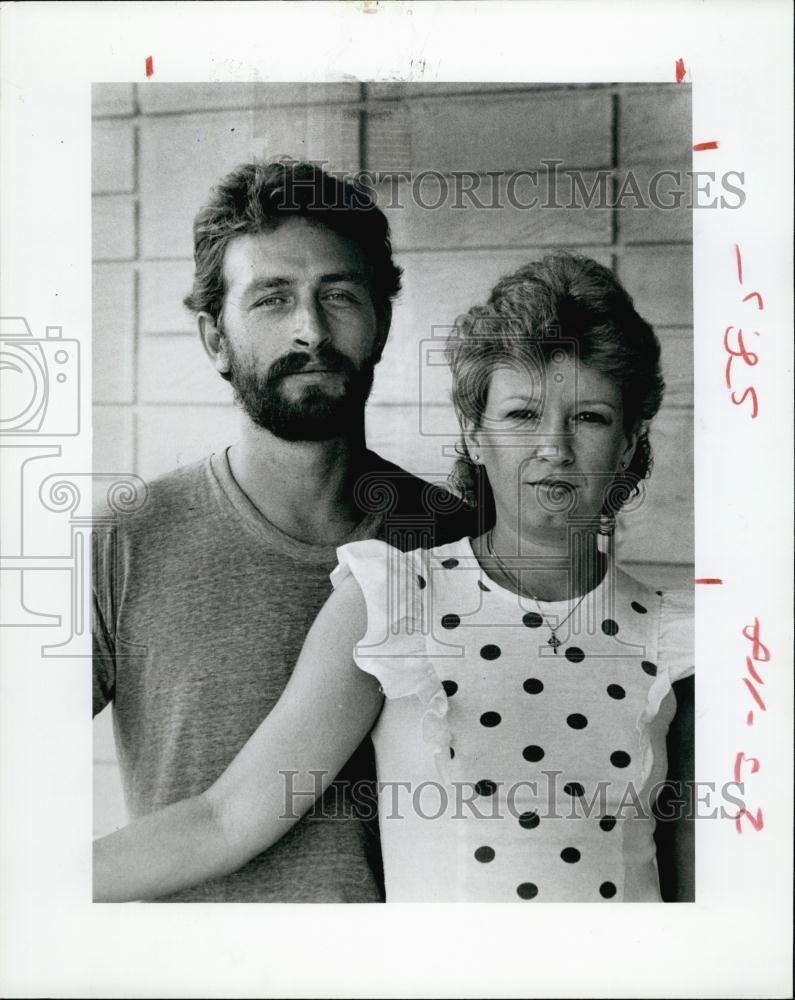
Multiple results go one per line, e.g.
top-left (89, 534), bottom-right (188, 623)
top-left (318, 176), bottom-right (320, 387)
top-left (442, 680), bottom-right (458, 697)
top-left (631, 601), bottom-right (648, 614)
top-left (480, 711), bottom-right (501, 728)
top-left (518, 811), bottom-right (540, 829)
top-left (560, 847), bottom-right (581, 863)
top-left (567, 713), bottom-right (588, 730)
top-left (610, 750), bottom-right (631, 768)
top-left (416, 574), bottom-right (426, 590)
top-left (474, 846), bottom-right (495, 863)
top-left (523, 678), bottom-right (544, 694)
top-left (522, 745), bottom-right (544, 762)
top-left (601, 619), bottom-right (619, 636)
top-left (599, 881), bottom-right (617, 899)
top-left (449, 747), bottom-right (455, 759)
top-left (475, 779), bottom-right (497, 797)
top-left (641, 660), bottom-right (657, 677)
top-left (600, 816), bottom-right (617, 832)
top-left (480, 644), bottom-right (501, 660)
top-left (607, 684), bottom-right (625, 700)
top-left (522, 611), bottom-right (543, 628)
top-left (565, 647), bottom-right (585, 663)
top-left (441, 558), bottom-right (459, 569)
top-left (517, 882), bottom-right (538, 900)
top-left (441, 613), bottom-right (460, 629)
top-left (564, 782), bottom-right (585, 797)
top-left (477, 580), bottom-right (491, 592)
top-left (655, 590), bottom-right (663, 596)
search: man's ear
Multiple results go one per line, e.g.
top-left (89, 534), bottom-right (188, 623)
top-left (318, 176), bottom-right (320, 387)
top-left (198, 313), bottom-right (230, 377)
top-left (372, 301), bottom-right (392, 364)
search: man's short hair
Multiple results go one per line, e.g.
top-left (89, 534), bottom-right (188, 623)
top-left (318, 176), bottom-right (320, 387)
top-left (183, 159), bottom-right (403, 323)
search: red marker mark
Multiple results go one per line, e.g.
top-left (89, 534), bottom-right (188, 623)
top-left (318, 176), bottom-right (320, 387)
top-left (675, 58), bottom-right (686, 83)
top-left (735, 807), bottom-right (764, 834)
top-left (695, 577), bottom-right (723, 584)
top-left (145, 55), bottom-right (154, 78)
top-left (742, 617), bottom-right (770, 661)
top-left (743, 678), bottom-right (766, 711)
top-left (734, 751), bottom-right (761, 782)
top-left (734, 244), bottom-right (743, 284)
top-left (745, 656), bottom-right (764, 686)
top-left (693, 140), bottom-right (719, 151)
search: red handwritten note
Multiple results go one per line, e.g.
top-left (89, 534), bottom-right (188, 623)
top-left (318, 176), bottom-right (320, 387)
top-left (724, 245), bottom-right (765, 419)
top-left (733, 617), bottom-right (772, 833)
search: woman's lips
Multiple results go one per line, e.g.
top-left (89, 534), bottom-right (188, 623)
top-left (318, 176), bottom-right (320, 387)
top-left (527, 478), bottom-right (579, 490)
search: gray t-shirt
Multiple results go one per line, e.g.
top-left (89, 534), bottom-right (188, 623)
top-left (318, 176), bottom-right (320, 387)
top-left (93, 448), bottom-right (475, 902)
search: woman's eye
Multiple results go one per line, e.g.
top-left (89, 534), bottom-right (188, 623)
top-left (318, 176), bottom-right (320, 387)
top-left (575, 411), bottom-right (609, 424)
top-left (506, 409), bottom-right (539, 423)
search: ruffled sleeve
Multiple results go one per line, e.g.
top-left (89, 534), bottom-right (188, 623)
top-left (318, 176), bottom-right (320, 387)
top-left (331, 539), bottom-right (453, 783)
top-left (658, 588), bottom-right (695, 683)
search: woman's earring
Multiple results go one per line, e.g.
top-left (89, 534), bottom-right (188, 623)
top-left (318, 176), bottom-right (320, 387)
top-left (597, 512), bottom-right (616, 554)
top-left (598, 513), bottom-right (615, 536)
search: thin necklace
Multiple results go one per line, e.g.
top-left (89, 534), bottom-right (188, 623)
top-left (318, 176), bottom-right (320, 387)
top-left (484, 530), bottom-right (587, 655)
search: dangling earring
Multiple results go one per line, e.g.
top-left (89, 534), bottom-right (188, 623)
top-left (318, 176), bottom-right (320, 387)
top-left (597, 512), bottom-right (615, 554)
top-left (598, 512), bottom-right (615, 536)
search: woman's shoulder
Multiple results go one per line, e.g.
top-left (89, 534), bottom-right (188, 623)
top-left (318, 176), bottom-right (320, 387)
top-left (613, 565), bottom-right (693, 614)
top-left (612, 565), bottom-right (694, 682)
top-left (332, 537), bottom-right (474, 617)
top-left (335, 535), bottom-right (472, 568)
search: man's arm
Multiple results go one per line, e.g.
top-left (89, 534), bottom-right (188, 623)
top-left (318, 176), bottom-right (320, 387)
top-left (654, 675), bottom-right (695, 902)
top-left (92, 591), bottom-right (116, 716)
top-left (92, 573), bottom-right (383, 902)
top-left (92, 521), bottom-right (121, 715)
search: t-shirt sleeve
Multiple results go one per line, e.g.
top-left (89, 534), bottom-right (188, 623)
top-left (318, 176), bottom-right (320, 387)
top-left (92, 526), bottom-right (116, 715)
top-left (659, 588), bottom-right (695, 684)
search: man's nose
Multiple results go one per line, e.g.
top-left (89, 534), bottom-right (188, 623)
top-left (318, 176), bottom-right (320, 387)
top-left (292, 297), bottom-right (329, 350)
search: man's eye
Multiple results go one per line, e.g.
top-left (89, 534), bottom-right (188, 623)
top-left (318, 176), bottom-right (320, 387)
top-left (323, 290), bottom-right (356, 303)
top-left (253, 295), bottom-right (287, 308)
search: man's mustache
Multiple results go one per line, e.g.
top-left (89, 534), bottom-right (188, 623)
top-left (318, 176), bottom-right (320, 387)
top-left (268, 347), bottom-right (359, 383)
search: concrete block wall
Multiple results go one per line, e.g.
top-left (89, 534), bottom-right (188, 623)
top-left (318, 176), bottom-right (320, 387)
top-left (93, 82), bottom-right (693, 834)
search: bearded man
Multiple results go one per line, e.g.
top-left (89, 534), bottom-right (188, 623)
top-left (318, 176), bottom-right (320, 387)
top-left (92, 160), bottom-right (474, 902)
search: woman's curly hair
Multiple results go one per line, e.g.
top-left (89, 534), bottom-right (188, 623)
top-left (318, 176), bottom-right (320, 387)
top-left (445, 252), bottom-right (665, 526)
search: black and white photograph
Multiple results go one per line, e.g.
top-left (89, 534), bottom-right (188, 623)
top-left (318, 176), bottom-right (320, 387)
top-left (1, 2), bottom-right (792, 997)
top-left (90, 79), bottom-right (697, 905)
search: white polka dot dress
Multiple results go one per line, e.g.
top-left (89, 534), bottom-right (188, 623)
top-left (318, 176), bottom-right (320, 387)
top-left (331, 537), bottom-right (694, 903)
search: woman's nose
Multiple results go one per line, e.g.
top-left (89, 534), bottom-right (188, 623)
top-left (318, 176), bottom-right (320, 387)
top-left (531, 416), bottom-right (575, 464)
top-left (534, 440), bottom-right (575, 465)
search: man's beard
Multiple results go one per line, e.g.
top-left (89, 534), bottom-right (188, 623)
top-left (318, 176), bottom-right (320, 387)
top-left (226, 342), bottom-right (376, 442)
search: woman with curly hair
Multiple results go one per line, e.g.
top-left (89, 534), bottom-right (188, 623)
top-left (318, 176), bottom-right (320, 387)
top-left (94, 252), bottom-right (694, 903)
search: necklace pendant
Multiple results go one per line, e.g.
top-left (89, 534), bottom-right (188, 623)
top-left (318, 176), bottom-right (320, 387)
top-left (548, 634), bottom-right (561, 654)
